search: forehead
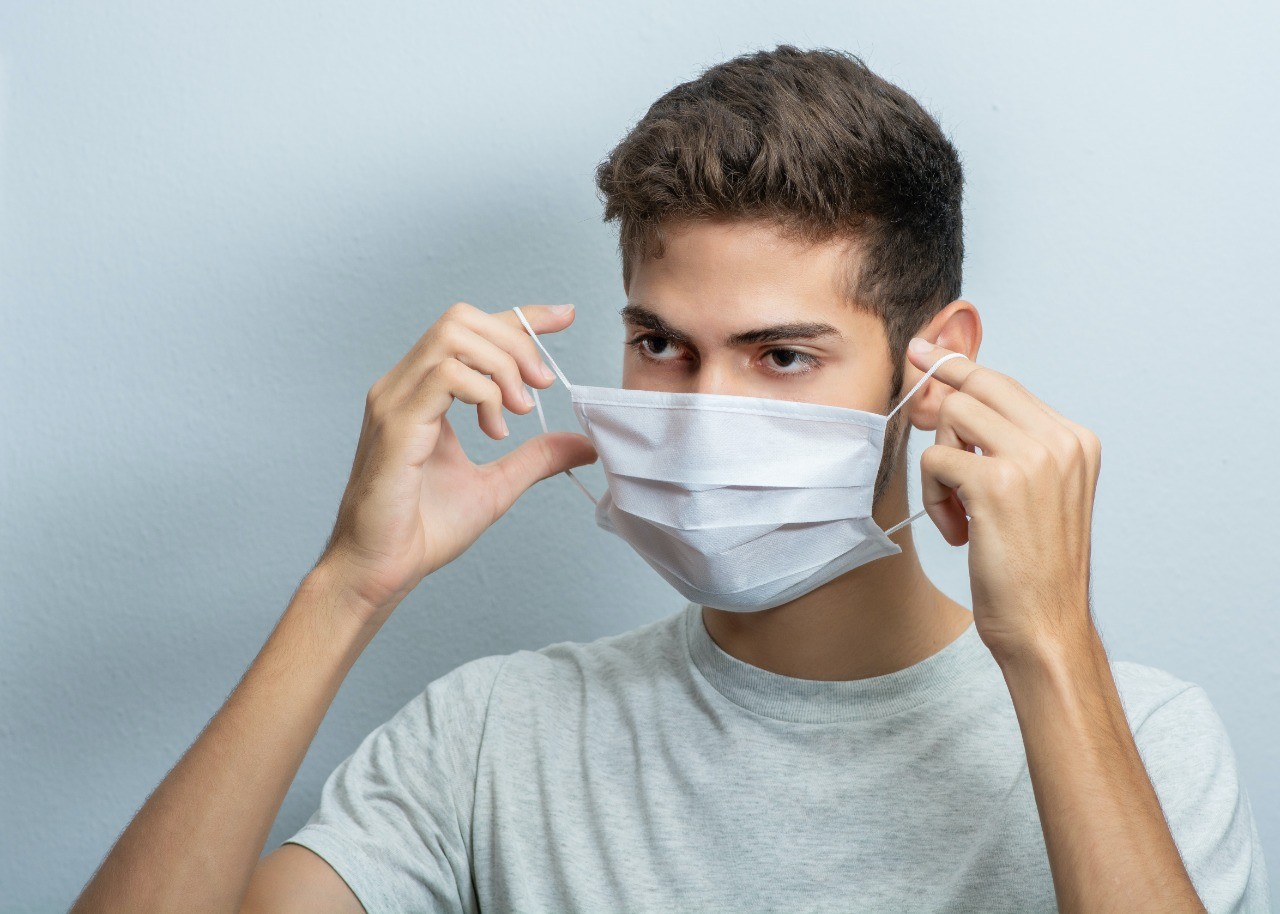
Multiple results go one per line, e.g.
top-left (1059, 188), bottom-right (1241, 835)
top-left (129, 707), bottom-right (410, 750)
top-left (626, 217), bottom-right (878, 338)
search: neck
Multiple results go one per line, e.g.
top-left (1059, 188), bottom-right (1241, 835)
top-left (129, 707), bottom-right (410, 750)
top-left (700, 475), bottom-right (974, 682)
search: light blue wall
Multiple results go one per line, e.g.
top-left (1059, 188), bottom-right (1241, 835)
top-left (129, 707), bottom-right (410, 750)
top-left (3, 2), bottom-right (1276, 908)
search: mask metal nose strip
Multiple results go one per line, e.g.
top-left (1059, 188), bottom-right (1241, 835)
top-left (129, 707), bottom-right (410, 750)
top-left (510, 306), bottom-right (598, 506)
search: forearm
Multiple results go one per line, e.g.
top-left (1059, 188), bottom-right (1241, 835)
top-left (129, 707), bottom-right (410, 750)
top-left (997, 619), bottom-right (1205, 914)
top-left (70, 563), bottom-right (383, 914)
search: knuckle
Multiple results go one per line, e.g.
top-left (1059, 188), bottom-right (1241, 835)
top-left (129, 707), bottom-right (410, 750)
top-left (957, 365), bottom-right (995, 395)
top-left (1050, 427), bottom-right (1079, 454)
top-left (437, 355), bottom-right (469, 385)
top-left (989, 460), bottom-right (1023, 494)
top-left (937, 391), bottom-right (974, 425)
top-left (499, 353), bottom-right (524, 386)
top-left (522, 338), bottom-right (544, 371)
top-left (537, 437), bottom-right (557, 474)
top-left (1028, 443), bottom-right (1056, 473)
top-left (435, 319), bottom-right (463, 348)
top-left (1076, 428), bottom-right (1102, 469)
top-left (366, 393), bottom-right (391, 430)
top-left (1058, 435), bottom-right (1087, 471)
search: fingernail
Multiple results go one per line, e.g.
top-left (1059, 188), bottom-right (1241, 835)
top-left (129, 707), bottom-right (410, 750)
top-left (540, 363), bottom-right (556, 382)
top-left (499, 417), bottom-right (510, 438)
top-left (551, 303), bottom-right (574, 315)
top-left (521, 387), bottom-right (534, 407)
top-left (909, 337), bottom-right (934, 354)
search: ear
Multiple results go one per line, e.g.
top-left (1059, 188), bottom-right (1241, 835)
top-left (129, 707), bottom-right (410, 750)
top-left (901, 300), bottom-right (983, 431)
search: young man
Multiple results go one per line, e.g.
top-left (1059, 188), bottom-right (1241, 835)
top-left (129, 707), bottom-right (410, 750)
top-left (72, 45), bottom-right (1268, 914)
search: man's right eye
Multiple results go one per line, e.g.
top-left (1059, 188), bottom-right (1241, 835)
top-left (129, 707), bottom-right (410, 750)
top-left (626, 333), bottom-right (683, 362)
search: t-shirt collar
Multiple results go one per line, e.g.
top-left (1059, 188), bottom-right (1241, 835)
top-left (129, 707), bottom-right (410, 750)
top-left (683, 601), bottom-right (990, 724)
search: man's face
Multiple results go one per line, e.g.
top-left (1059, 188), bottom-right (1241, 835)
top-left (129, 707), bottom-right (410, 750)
top-left (620, 216), bottom-right (920, 506)
top-left (621, 217), bottom-right (897, 415)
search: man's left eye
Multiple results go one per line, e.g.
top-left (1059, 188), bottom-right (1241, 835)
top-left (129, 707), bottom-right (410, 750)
top-left (765, 349), bottom-right (819, 374)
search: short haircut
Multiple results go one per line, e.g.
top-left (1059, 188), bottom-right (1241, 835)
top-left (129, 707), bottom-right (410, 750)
top-left (595, 44), bottom-right (965, 402)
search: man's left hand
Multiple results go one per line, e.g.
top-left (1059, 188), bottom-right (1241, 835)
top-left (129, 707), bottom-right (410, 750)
top-left (907, 336), bottom-right (1103, 665)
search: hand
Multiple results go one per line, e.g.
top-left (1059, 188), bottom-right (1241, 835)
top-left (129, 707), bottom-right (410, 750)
top-left (907, 337), bottom-right (1103, 664)
top-left (316, 302), bottom-right (597, 625)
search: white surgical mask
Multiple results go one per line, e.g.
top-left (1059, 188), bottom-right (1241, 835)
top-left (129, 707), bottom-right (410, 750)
top-left (511, 306), bottom-right (965, 613)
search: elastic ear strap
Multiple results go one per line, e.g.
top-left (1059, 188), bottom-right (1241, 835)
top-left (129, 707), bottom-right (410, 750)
top-left (884, 507), bottom-right (927, 537)
top-left (509, 307), bottom-right (598, 506)
top-left (886, 351), bottom-right (968, 421)
top-left (512, 306), bottom-right (572, 389)
top-left (882, 350), bottom-right (969, 536)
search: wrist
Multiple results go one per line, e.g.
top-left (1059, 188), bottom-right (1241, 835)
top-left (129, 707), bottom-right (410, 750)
top-left (295, 561), bottom-right (391, 645)
top-left (988, 610), bottom-right (1101, 674)
top-left (994, 620), bottom-right (1111, 700)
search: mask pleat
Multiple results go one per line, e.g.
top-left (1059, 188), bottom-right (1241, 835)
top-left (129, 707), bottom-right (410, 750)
top-left (597, 489), bottom-right (894, 595)
top-left (605, 472), bottom-right (875, 529)
top-left (509, 307), bottom-right (943, 612)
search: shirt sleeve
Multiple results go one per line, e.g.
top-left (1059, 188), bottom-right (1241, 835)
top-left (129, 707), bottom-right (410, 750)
top-left (1133, 683), bottom-right (1271, 914)
top-left (282, 652), bottom-right (511, 914)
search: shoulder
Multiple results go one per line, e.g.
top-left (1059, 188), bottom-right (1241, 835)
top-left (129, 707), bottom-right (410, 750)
top-left (1109, 659), bottom-right (1271, 912)
top-left (1108, 658), bottom-right (1201, 732)
top-left (401, 605), bottom-right (686, 731)
top-left (353, 652), bottom-right (514, 775)
top-left (1108, 658), bottom-right (1233, 783)
top-left (489, 606), bottom-right (688, 705)
top-left (422, 651), bottom-right (513, 702)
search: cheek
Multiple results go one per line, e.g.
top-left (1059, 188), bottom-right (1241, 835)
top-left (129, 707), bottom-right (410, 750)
top-left (820, 363), bottom-right (892, 413)
top-left (620, 353), bottom-right (647, 387)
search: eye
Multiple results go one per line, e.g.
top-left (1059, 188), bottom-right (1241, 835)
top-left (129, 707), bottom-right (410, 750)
top-left (626, 333), bottom-right (822, 378)
top-left (763, 348), bottom-right (820, 376)
top-left (626, 333), bottom-right (685, 362)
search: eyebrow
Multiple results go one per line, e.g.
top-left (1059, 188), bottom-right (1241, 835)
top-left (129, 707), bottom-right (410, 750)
top-left (619, 303), bottom-right (844, 346)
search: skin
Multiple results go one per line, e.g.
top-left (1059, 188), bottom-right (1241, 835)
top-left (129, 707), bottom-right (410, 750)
top-left (623, 217), bottom-right (1203, 912)
top-left (70, 303), bottom-right (595, 914)
top-left (69, 216), bottom-right (1205, 913)
top-left (621, 216), bottom-right (975, 680)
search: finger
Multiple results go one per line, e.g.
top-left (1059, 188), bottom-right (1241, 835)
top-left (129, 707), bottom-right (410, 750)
top-left (391, 322), bottom-right (535, 420)
top-left (919, 443), bottom-right (990, 545)
top-left (484, 431), bottom-right (599, 514)
top-left (906, 339), bottom-right (1072, 443)
top-left (497, 301), bottom-right (578, 338)
top-left (382, 301), bottom-right (568, 402)
top-left (1016, 399), bottom-right (1103, 490)
top-left (935, 389), bottom-right (1050, 465)
top-left (403, 356), bottom-right (508, 443)
top-left (930, 399), bottom-right (973, 545)
top-left (456, 301), bottom-right (577, 389)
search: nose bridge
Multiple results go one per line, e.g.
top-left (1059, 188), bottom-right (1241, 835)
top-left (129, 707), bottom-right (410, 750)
top-left (689, 352), bottom-right (735, 396)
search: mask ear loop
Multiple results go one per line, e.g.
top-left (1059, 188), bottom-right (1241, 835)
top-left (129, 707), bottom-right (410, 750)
top-left (883, 350), bottom-right (968, 537)
top-left (511, 307), bottom-right (598, 505)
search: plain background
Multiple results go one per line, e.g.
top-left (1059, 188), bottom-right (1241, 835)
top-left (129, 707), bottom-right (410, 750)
top-left (2, 1), bottom-right (1277, 909)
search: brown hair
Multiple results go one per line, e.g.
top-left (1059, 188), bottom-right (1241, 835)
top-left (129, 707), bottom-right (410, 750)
top-left (594, 44), bottom-right (964, 405)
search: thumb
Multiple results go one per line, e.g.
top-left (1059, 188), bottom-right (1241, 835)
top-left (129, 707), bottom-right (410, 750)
top-left (486, 431), bottom-right (598, 512)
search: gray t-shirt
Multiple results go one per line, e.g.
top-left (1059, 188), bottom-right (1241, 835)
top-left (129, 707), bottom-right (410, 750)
top-left (284, 601), bottom-right (1270, 913)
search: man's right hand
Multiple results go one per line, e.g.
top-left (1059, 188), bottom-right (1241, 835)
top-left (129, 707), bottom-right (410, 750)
top-left (315, 301), bottom-right (597, 625)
